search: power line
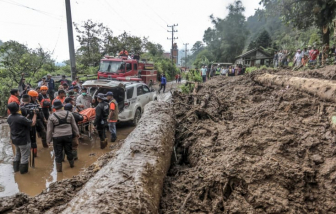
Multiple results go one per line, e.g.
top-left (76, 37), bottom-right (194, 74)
top-left (167, 24), bottom-right (178, 65)
top-left (0, 0), bottom-right (65, 22)
top-left (103, 0), bottom-right (134, 31)
top-left (141, 0), bottom-right (169, 25)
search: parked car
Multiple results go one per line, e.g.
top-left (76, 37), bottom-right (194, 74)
top-left (82, 80), bottom-right (157, 125)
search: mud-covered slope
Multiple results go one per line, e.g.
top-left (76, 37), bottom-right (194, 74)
top-left (161, 74), bottom-right (336, 213)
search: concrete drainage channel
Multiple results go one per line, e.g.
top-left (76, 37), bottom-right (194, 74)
top-left (0, 101), bottom-right (175, 213)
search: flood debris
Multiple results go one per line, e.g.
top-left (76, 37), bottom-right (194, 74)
top-left (160, 71), bottom-right (336, 213)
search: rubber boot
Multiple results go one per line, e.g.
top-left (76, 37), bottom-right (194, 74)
top-left (33, 148), bottom-right (37, 158)
top-left (19, 163), bottom-right (29, 174)
top-left (69, 159), bottom-right (74, 168)
top-left (56, 162), bottom-right (62, 172)
top-left (72, 150), bottom-right (78, 161)
top-left (100, 140), bottom-right (107, 149)
top-left (62, 150), bottom-right (65, 162)
top-left (42, 139), bottom-right (48, 148)
top-left (111, 135), bottom-right (117, 143)
top-left (13, 161), bottom-right (20, 172)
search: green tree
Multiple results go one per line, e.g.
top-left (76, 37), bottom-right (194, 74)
top-left (74, 20), bottom-right (106, 67)
top-left (203, 0), bottom-right (249, 62)
top-left (193, 49), bottom-right (215, 68)
top-left (191, 41), bottom-right (204, 54)
top-left (0, 41), bottom-right (53, 114)
top-left (255, 30), bottom-right (272, 49)
top-left (259, 0), bottom-right (336, 45)
top-left (248, 40), bottom-right (257, 50)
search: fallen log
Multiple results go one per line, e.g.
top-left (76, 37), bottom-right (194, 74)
top-left (57, 101), bottom-right (175, 214)
top-left (254, 73), bottom-right (336, 102)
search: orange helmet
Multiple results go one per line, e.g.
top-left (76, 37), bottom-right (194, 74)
top-left (40, 86), bottom-right (48, 90)
top-left (28, 90), bottom-right (38, 97)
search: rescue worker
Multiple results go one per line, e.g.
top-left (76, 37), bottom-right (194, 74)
top-left (106, 92), bottom-right (119, 142)
top-left (7, 89), bottom-right (20, 115)
top-left (7, 102), bottom-right (36, 174)
top-left (28, 90), bottom-right (48, 149)
top-left (38, 85), bottom-right (51, 119)
top-left (76, 87), bottom-right (94, 111)
top-left (47, 100), bottom-right (79, 172)
top-left (94, 93), bottom-right (109, 149)
top-left (64, 103), bottom-right (83, 160)
top-left (73, 86), bottom-right (80, 100)
top-left (18, 73), bottom-right (27, 96)
top-left (53, 89), bottom-right (66, 112)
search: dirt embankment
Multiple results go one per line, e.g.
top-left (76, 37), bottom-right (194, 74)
top-left (161, 73), bottom-right (336, 213)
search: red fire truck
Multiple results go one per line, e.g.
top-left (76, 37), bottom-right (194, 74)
top-left (97, 54), bottom-right (157, 85)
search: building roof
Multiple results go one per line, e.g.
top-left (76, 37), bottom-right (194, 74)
top-left (235, 48), bottom-right (272, 59)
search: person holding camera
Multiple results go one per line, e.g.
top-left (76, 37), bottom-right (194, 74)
top-left (21, 94), bottom-right (39, 159)
top-left (7, 102), bottom-right (37, 174)
top-left (47, 100), bottom-right (79, 172)
top-left (28, 90), bottom-right (48, 149)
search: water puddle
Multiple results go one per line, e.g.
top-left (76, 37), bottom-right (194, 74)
top-left (0, 123), bottom-right (134, 197)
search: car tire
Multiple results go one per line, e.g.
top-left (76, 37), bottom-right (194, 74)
top-left (132, 108), bottom-right (141, 126)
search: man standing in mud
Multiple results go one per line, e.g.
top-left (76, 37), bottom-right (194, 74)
top-left (106, 92), bottom-right (119, 142)
top-left (47, 100), bottom-right (79, 172)
top-left (7, 102), bottom-right (36, 174)
top-left (94, 93), bottom-right (109, 149)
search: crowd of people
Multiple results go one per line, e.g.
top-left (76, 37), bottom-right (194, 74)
top-left (7, 73), bottom-right (119, 174)
top-left (199, 65), bottom-right (246, 82)
top-left (273, 45), bottom-right (336, 68)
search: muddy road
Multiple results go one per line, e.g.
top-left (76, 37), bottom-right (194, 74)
top-left (0, 123), bottom-right (134, 197)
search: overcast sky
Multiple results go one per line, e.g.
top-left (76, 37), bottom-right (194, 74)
top-left (0, 0), bottom-right (261, 62)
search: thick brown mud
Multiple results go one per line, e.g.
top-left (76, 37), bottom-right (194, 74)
top-left (0, 124), bottom-right (133, 197)
top-left (160, 74), bottom-right (336, 213)
top-left (0, 124), bottom-right (133, 213)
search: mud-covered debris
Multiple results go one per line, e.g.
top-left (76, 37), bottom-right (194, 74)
top-left (161, 72), bottom-right (336, 213)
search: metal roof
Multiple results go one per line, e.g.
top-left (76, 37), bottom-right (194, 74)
top-left (235, 48), bottom-right (272, 59)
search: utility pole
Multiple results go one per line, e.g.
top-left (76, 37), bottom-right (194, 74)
top-left (183, 43), bottom-right (189, 68)
top-left (65, 0), bottom-right (76, 81)
top-left (167, 24), bottom-right (178, 65)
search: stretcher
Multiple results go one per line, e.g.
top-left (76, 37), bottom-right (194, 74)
top-left (77, 108), bottom-right (96, 139)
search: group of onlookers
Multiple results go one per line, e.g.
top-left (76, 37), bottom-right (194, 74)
top-left (274, 45), bottom-right (336, 68)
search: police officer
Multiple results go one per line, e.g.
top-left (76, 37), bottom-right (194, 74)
top-left (7, 102), bottom-right (37, 174)
top-left (47, 100), bottom-right (79, 172)
top-left (106, 92), bottom-right (119, 142)
top-left (94, 93), bottom-right (109, 149)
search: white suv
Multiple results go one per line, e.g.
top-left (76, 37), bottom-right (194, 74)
top-left (83, 80), bottom-right (157, 125)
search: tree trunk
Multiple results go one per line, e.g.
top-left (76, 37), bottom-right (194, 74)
top-left (254, 73), bottom-right (336, 103)
top-left (322, 26), bottom-right (330, 45)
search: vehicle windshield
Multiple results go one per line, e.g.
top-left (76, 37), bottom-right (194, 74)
top-left (99, 61), bottom-right (124, 73)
